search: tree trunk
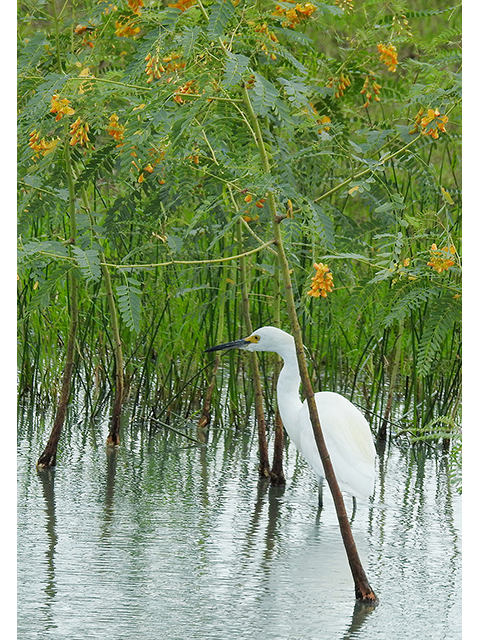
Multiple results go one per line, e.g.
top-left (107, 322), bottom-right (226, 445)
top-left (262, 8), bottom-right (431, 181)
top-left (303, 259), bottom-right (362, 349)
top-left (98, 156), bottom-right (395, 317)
top-left (37, 276), bottom-right (78, 468)
top-left (37, 142), bottom-right (79, 469)
top-left (236, 210), bottom-right (270, 478)
top-left (102, 263), bottom-right (124, 447)
top-left (241, 84), bottom-right (377, 603)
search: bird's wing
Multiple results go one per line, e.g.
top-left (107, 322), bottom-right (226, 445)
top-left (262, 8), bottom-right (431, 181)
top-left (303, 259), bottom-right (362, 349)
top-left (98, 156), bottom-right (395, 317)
top-left (298, 392), bottom-right (376, 499)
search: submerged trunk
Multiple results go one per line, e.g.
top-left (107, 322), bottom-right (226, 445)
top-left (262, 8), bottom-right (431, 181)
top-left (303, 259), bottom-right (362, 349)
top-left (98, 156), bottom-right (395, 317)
top-left (37, 142), bottom-right (79, 469)
top-left (99, 237), bottom-right (124, 447)
top-left (270, 408), bottom-right (285, 485)
top-left (197, 357), bottom-right (219, 443)
top-left (37, 277), bottom-right (78, 468)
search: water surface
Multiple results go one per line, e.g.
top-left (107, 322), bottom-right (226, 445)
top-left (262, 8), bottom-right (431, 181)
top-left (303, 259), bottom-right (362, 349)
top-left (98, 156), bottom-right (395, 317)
top-left (17, 413), bottom-right (461, 639)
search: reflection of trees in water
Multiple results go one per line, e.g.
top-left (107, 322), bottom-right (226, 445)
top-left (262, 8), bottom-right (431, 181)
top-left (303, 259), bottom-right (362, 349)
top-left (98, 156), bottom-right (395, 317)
top-left (37, 468), bottom-right (58, 628)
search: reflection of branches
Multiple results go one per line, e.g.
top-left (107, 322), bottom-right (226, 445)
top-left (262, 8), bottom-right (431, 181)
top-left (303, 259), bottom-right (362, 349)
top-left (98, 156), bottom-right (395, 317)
top-left (37, 469), bottom-right (58, 607)
top-left (341, 600), bottom-right (377, 639)
top-left (101, 447), bottom-right (118, 541)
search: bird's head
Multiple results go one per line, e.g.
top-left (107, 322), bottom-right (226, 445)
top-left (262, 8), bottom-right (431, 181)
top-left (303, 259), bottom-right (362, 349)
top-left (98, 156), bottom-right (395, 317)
top-left (205, 326), bottom-right (294, 355)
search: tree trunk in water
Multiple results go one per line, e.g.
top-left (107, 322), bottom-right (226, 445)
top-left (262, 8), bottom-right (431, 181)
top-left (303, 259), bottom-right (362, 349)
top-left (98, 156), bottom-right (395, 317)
top-left (270, 408), bottom-right (285, 485)
top-left (236, 214), bottom-right (270, 478)
top-left (37, 142), bottom-right (79, 469)
top-left (241, 84), bottom-right (377, 603)
top-left (197, 357), bottom-right (219, 443)
top-left (251, 352), bottom-right (270, 478)
top-left (37, 279), bottom-right (78, 468)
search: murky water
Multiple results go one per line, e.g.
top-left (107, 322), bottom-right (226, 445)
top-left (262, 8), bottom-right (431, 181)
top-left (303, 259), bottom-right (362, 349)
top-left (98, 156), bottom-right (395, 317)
top-left (17, 413), bottom-right (461, 639)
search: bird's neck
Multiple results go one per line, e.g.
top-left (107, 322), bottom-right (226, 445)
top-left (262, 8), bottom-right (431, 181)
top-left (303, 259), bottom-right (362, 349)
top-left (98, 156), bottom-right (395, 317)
top-left (276, 344), bottom-right (304, 443)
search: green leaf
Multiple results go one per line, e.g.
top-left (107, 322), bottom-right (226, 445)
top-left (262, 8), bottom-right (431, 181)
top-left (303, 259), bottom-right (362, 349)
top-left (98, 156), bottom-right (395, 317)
top-left (71, 246), bottom-right (102, 283)
top-left (207, 0), bottom-right (235, 37)
top-left (417, 297), bottom-right (459, 377)
top-left (309, 202), bottom-right (335, 250)
top-left (223, 52), bottom-right (251, 87)
top-left (116, 278), bottom-right (142, 334)
top-left (250, 73), bottom-right (281, 117)
top-left (178, 26), bottom-right (202, 59)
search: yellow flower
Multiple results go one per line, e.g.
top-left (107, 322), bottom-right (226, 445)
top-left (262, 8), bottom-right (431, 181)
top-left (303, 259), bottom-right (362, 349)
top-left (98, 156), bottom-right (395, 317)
top-left (127, 0), bottom-right (144, 15)
top-left (69, 117), bottom-right (90, 147)
top-left (115, 18), bottom-right (140, 37)
top-left (173, 80), bottom-right (196, 105)
top-left (427, 243), bottom-right (456, 273)
top-left (50, 94), bottom-right (75, 121)
top-left (317, 115), bottom-right (331, 133)
top-left (327, 74), bottom-right (351, 99)
top-left (307, 263), bottom-right (334, 298)
top-left (168, 0), bottom-right (196, 11)
top-left (377, 43), bottom-right (398, 72)
top-left (272, 1), bottom-right (316, 28)
top-left (334, 0), bottom-right (354, 12)
top-left (410, 108), bottom-right (449, 138)
top-left (28, 130), bottom-right (60, 157)
top-left (107, 113), bottom-right (125, 144)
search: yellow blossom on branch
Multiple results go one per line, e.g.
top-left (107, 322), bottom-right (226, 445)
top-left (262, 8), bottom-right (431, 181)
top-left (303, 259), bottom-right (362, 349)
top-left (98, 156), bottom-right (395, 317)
top-left (115, 18), bottom-right (141, 37)
top-left (173, 80), bottom-right (196, 104)
top-left (168, 0), bottom-right (196, 11)
top-left (420, 108), bottom-right (448, 139)
top-left (360, 75), bottom-right (381, 108)
top-left (107, 113), bottom-right (125, 144)
top-left (50, 94), bottom-right (75, 121)
top-left (272, 2), bottom-right (316, 29)
top-left (28, 131), bottom-right (60, 157)
top-left (326, 74), bottom-right (351, 99)
top-left (377, 43), bottom-right (398, 72)
top-left (127, 0), bottom-right (144, 15)
top-left (427, 243), bottom-right (456, 273)
top-left (69, 117), bottom-right (90, 147)
top-left (334, 0), bottom-right (354, 12)
top-left (410, 108), bottom-right (449, 139)
top-left (307, 263), bottom-right (334, 298)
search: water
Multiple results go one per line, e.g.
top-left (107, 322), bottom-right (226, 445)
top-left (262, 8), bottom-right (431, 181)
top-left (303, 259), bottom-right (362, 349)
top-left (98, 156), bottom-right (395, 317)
top-left (17, 414), bottom-right (461, 639)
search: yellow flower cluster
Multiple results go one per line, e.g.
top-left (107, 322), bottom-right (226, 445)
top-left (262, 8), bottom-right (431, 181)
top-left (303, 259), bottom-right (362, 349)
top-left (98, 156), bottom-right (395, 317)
top-left (391, 14), bottom-right (412, 37)
top-left (50, 94), bottom-right (75, 121)
top-left (168, 0), bottom-right (196, 11)
top-left (134, 148), bottom-right (166, 184)
top-left (377, 43), bottom-right (398, 72)
top-left (410, 108), bottom-right (448, 139)
top-left (272, 2), bottom-right (316, 29)
top-left (173, 79), bottom-right (196, 104)
top-left (308, 103), bottom-right (331, 133)
top-left (427, 244), bottom-right (456, 273)
top-left (28, 131), bottom-right (60, 157)
top-left (145, 52), bottom-right (185, 83)
top-left (74, 24), bottom-right (96, 48)
top-left (114, 18), bottom-right (140, 37)
top-left (334, 0), bottom-right (354, 11)
top-left (252, 22), bottom-right (279, 60)
top-left (327, 74), bottom-right (351, 99)
top-left (70, 117), bottom-right (90, 147)
top-left (307, 263), bottom-right (334, 298)
top-left (360, 76), bottom-right (381, 108)
top-left (127, 0), bottom-right (144, 15)
top-left (107, 113), bottom-right (125, 144)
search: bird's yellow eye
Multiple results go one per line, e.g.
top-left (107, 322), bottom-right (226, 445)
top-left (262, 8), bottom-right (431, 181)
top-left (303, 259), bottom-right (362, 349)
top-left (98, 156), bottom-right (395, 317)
top-left (246, 334), bottom-right (260, 344)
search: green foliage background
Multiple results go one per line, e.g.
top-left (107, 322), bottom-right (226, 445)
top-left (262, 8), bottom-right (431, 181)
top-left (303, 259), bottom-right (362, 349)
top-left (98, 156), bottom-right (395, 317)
top-left (17, 0), bottom-right (461, 467)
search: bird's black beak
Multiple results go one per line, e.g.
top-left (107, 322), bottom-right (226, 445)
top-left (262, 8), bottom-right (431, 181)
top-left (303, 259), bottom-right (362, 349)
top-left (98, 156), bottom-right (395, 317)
top-left (204, 338), bottom-right (250, 353)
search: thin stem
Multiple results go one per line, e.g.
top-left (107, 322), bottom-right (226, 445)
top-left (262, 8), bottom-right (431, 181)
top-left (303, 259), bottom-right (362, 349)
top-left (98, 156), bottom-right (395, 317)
top-left (242, 81), bottom-right (377, 604)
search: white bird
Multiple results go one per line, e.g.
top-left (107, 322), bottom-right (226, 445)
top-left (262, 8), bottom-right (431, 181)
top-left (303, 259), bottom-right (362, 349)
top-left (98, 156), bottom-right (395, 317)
top-left (206, 326), bottom-right (376, 502)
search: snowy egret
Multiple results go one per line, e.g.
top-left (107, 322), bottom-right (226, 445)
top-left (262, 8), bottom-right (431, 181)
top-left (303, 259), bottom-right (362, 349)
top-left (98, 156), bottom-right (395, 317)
top-left (206, 326), bottom-right (376, 501)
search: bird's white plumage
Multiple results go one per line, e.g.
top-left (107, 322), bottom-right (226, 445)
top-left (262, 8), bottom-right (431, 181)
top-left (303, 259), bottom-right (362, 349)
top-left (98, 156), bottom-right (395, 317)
top-left (242, 326), bottom-right (376, 500)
